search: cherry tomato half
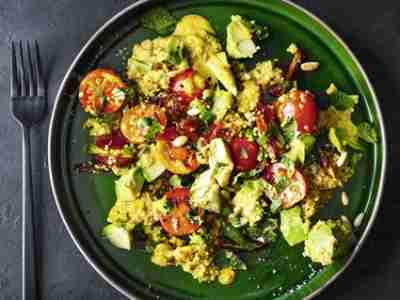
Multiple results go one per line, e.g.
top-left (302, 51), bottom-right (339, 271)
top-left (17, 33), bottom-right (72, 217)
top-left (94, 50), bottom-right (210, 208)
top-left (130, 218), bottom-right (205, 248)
top-left (160, 188), bottom-right (201, 236)
top-left (169, 68), bottom-right (204, 105)
top-left (277, 90), bottom-right (318, 133)
top-left (263, 163), bottom-right (307, 208)
top-left (79, 69), bottom-right (127, 115)
top-left (120, 104), bottom-right (167, 144)
top-left (155, 140), bottom-right (199, 175)
top-left (230, 138), bottom-right (259, 171)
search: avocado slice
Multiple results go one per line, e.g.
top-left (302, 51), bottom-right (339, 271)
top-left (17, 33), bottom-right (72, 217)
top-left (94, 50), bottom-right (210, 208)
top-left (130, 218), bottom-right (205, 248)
top-left (190, 169), bottom-right (221, 213)
top-left (209, 138), bottom-right (234, 187)
top-left (230, 179), bottom-right (265, 227)
top-left (206, 52), bottom-right (238, 96)
top-left (103, 224), bottom-right (132, 250)
top-left (212, 89), bottom-right (233, 121)
top-left (138, 145), bottom-right (166, 182)
top-left (226, 15), bottom-right (258, 59)
top-left (115, 167), bottom-right (144, 202)
top-left (280, 206), bottom-right (309, 246)
top-left (304, 219), bottom-right (354, 266)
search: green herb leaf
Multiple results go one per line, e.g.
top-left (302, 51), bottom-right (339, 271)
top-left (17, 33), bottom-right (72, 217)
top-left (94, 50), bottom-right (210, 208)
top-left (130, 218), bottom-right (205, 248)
top-left (281, 118), bottom-right (297, 143)
top-left (357, 122), bottom-right (378, 143)
top-left (143, 119), bottom-right (161, 141)
top-left (141, 7), bottom-right (177, 35)
top-left (214, 250), bottom-right (247, 270)
top-left (326, 83), bottom-right (359, 110)
top-left (275, 176), bottom-right (289, 193)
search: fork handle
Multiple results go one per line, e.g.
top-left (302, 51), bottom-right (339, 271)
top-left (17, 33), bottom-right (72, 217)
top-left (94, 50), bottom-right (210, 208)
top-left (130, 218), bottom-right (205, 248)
top-left (22, 126), bottom-right (37, 300)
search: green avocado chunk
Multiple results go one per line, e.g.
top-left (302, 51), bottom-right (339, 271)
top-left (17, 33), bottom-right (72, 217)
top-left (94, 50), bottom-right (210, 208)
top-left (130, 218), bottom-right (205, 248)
top-left (304, 219), bottom-right (354, 266)
top-left (212, 89), bottom-right (233, 121)
top-left (209, 138), bottom-right (234, 187)
top-left (226, 15), bottom-right (258, 59)
top-left (229, 179), bottom-right (266, 227)
top-left (190, 169), bottom-right (221, 213)
top-left (206, 52), bottom-right (238, 96)
top-left (138, 146), bottom-right (166, 182)
top-left (115, 167), bottom-right (144, 202)
top-left (103, 224), bottom-right (132, 250)
top-left (280, 206), bottom-right (309, 246)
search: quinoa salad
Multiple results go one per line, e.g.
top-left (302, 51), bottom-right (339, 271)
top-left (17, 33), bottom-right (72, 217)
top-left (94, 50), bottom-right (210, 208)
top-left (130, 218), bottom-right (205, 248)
top-left (75, 8), bottom-right (378, 285)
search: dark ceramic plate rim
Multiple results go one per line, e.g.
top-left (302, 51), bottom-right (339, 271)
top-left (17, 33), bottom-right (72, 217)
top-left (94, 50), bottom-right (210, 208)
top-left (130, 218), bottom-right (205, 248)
top-left (48, 0), bottom-right (387, 299)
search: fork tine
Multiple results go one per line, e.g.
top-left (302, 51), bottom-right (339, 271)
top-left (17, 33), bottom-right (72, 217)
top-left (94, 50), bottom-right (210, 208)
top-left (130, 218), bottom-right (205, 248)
top-left (10, 41), bottom-right (19, 97)
top-left (18, 41), bottom-right (27, 96)
top-left (33, 41), bottom-right (45, 97)
top-left (26, 41), bottom-right (36, 97)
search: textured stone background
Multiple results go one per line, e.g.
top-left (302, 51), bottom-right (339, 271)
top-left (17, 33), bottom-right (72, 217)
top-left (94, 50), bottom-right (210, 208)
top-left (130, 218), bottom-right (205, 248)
top-left (0, 0), bottom-right (398, 299)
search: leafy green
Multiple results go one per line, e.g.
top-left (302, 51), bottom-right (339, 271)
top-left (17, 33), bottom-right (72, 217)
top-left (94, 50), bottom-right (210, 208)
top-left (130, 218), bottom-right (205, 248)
top-left (358, 122), bottom-right (378, 143)
top-left (232, 167), bottom-right (263, 185)
top-left (319, 107), bottom-right (363, 151)
top-left (275, 176), bottom-right (289, 193)
top-left (214, 250), bottom-right (247, 270)
top-left (246, 216), bottom-right (278, 244)
top-left (141, 7), bottom-right (177, 35)
top-left (286, 138), bottom-right (305, 164)
top-left (222, 223), bottom-right (261, 251)
top-left (326, 83), bottom-right (359, 110)
top-left (281, 118), bottom-right (297, 143)
top-left (142, 118), bottom-right (161, 141)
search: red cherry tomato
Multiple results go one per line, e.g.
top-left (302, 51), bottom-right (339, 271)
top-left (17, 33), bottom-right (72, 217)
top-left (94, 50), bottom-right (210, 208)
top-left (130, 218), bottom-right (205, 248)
top-left (277, 90), bottom-right (318, 133)
top-left (160, 188), bottom-right (201, 236)
top-left (169, 68), bottom-right (204, 105)
top-left (263, 163), bottom-right (307, 208)
top-left (165, 188), bottom-right (191, 204)
top-left (256, 103), bottom-right (276, 133)
top-left (79, 69), bottom-right (127, 115)
top-left (230, 138), bottom-right (259, 171)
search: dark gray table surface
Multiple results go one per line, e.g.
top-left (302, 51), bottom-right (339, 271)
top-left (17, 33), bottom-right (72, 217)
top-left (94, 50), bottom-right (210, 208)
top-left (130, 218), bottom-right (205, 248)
top-left (0, 0), bottom-right (398, 299)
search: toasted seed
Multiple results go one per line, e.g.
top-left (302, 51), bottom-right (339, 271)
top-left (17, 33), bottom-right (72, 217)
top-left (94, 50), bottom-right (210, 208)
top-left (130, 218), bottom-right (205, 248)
top-left (341, 215), bottom-right (350, 225)
top-left (341, 191), bottom-right (349, 206)
top-left (353, 212), bottom-right (364, 228)
top-left (337, 151), bottom-right (348, 167)
top-left (300, 62), bottom-right (320, 71)
top-left (172, 136), bottom-right (188, 147)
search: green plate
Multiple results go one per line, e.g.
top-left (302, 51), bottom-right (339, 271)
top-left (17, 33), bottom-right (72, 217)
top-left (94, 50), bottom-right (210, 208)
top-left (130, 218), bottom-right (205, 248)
top-left (48, 0), bottom-right (386, 299)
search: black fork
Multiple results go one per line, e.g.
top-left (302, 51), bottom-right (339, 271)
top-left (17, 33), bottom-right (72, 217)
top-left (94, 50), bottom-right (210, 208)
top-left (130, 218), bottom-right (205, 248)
top-left (10, 41), bottom-right (46, 300)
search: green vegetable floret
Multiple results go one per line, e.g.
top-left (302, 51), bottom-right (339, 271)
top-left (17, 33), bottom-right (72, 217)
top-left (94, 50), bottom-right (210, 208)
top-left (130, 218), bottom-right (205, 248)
top-left (304, 218), bottom-right (354, 266)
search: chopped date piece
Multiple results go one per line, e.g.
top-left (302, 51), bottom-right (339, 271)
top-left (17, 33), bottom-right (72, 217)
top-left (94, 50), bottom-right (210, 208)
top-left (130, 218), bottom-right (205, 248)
top-left (95, 129), bottom-right (129, 149)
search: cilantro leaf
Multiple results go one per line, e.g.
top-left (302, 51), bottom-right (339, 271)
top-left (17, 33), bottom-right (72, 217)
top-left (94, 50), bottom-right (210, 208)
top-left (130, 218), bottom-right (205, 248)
top-left (141, 7), bottom-right (177, 35)
top-left (326, 83), bottom-right (359, 110)
top-left (357, 122), bottom-right (378, 143)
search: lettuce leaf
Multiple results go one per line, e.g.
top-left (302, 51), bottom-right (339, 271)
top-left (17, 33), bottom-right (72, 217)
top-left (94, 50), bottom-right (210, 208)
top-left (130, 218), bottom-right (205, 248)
top-left (358, 122), bottom-right (378, 143)
top-left (141, 7), bottom-right (177, 35)
top-left (326, 83), bottom-right (359, 110)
